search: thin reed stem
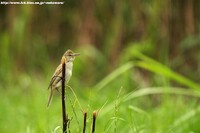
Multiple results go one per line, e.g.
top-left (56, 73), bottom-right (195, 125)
top-left (61, 59), bottom-right (68, 133)
top-left (83, 112), bottom-right (87, 133)
top-left (91, 111), bottom-right (97, 133)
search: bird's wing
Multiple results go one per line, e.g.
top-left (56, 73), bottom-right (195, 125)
top-left (48, 64), bottom-right (62, 89)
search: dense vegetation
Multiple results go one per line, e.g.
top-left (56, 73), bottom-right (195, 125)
top-left (0, 0), bottom-right (200, 132)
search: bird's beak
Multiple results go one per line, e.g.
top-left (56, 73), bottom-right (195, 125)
top-left (72, 53), bottom-right (80, 56)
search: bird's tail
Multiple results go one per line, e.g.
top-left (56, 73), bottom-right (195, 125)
top-left (47, 88), bottom-right (53, 108)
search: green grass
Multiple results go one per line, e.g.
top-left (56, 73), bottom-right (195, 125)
top-left (1, 54), bottom-right (200, 133)
top-left (1, 81), bottom-right (200, 133)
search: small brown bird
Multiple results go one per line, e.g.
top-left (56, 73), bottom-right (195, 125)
top-left (47, 49), bottom-right (80, 107)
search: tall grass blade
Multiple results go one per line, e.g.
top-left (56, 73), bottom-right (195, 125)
top-left (123, 87), bottom-right (200, 102)
top-left (169, 106), bottom-right (200, 131)
top-left (133, 52), bottom-right (200, 91)
top-left (101, 87), bottom-right (200, 116)
top-left (94, 62), bottom-right (134, 91)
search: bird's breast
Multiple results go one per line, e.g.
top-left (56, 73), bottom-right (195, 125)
top-left (65, 62), bottom-right (73, 83)
top-left (65, 69), bottom-right (72, 82)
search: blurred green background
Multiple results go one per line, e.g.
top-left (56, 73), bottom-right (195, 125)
top-left (1, 0), bottom-right (200, 133)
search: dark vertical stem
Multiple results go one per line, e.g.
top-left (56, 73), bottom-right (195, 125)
top-left (83, 112), bottom-right (87, 133)
top-left (91, 111), bottom-right (97, 133)
top-left (62, 61), bottom-right (68, 133)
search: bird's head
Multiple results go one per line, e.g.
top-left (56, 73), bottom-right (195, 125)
top-left (63, 49), bottom-right (80, 62)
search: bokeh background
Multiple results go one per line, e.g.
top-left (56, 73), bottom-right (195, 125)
top-left (1, 0), bottom-right (200, 132)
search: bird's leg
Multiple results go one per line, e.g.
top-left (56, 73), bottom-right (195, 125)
top-left (56, 85), bottom-right (71, 95)
top-left (56, 88), bottom-right (62, 95)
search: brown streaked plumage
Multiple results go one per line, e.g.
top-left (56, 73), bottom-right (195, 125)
top-left (47, 49), bottom-right (80, 107)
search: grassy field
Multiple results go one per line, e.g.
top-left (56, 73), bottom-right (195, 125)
top-left (1, 1), bottom-right (200, 132)
top-left (1, 54), bottom-right (200, 133)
